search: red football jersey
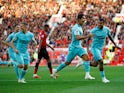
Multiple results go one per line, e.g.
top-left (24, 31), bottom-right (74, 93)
top-left (39, 30), bottom-right (47, 48)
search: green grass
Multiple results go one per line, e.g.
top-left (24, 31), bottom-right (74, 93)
top-left (0, 66), bottom-right (124, 93)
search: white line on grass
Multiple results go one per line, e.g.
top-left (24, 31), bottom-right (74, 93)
top-left (0, 80), bottom-right (86, 82)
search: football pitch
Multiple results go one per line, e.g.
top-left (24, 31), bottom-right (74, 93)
top-left (0, 66), bottom-right (124, 93)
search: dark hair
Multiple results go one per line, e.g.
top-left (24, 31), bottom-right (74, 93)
top-left (44, 24), bottom-right (49, 28)
top-left (99, 18), bottom-right (105, 22)
top-left (77, 13), bottom-right (85, 19)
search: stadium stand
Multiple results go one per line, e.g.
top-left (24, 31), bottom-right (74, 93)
top-left (0, 0), bottom-right (123, 66)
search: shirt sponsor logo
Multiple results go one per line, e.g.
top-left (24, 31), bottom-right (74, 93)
top-left (20, 40), bottom-right (28, 44)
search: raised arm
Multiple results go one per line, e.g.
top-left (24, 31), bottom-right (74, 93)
top-left (76, 34), bottom-right (94, 40)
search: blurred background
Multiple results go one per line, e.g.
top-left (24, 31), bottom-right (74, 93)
top-left (0, 0), bottom-right (123, 66)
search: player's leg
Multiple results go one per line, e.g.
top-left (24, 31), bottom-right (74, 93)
top-left (82, 54), bottom-right (95, 80)
top-left (44, 49), bottom-right (53, 75)
top-left (8, 50), bottom-right (17, 66)
top-left (91, 48), bottom-right (110, 83)
top-left (19, 64), bottom-right (28, 83)
top-left (33, 49), bottom-right (42, 78)
top-left (0, 61), bottom-right (8, 65)
top-left (90, 48), bottom-right (99, 67)
top-left (52, 61), bottom-right (71, 79)
top-left (91, 48), bottom-right (104, 76)
top-left (16, 53), bottom-right (24, 82)
top-left (56, 45), bottom-right (76, 72)
top-left (52, 46), bottom-right (76, 78)
top-left (75, 49), bottom-right (97, 68)
top-left (75, 56), bottom-right (83, 68)
top-left (78, 48), bottom-right (95, 80)
top-left (33, 59), bottom-right (41, 78)
top-left (20, 53), bottom-right (30, 83)
top-left (9, 57), bottom-right (21, 80)
top-left (98, 59), bottom-right (110, 83)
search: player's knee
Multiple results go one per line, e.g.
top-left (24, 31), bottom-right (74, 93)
top-left (24, 68), bottom-right (28, 70)
top-left (65, 62), bottom-right (70, 65)
top-left (83, 57), bottom-right (90, 61)
top-left (18, 64), bottom-right (24, 68)
top-left (94, 64), bottom-right (98, 67)
top-left (82, 55), bottom-right (90, 61)
top-left (24, 65), bottom-right (28, 70)
top-left (98, 59), bottom-right (103, 65)
top-left (85, 58), bottom-right (90, 61)
top-left (91, 62), bottom-right (98, 67)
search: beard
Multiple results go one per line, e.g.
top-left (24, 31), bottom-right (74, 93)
top-left (98, 25), bottom-right (103, 29)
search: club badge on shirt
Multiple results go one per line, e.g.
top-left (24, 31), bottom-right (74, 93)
top-left (41, 35), bottom-right (44, 38)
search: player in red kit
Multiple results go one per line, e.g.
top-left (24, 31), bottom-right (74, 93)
top-left (33, 24), bottom-right (54, 78)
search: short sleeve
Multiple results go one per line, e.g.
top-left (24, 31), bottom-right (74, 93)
top-left (107, 27), bottom-right (111, 36)
top-left (90, 29), bottom-right (95, 34)
top-left (31, 33), bottom-right (35, 42)
top-left (6, 35), bottom-right (12, 42)
top-left (12, 33), bottom-right (18, 42)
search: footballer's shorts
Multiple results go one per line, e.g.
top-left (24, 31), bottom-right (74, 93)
top-left (16, 52), bottom-right (30, 65)
top-left (66, 45), bottom-right (87, 63)
top-left (91, 48), bottom-right (103, 62)
top-left (38, 48), bottom-right (50, 60)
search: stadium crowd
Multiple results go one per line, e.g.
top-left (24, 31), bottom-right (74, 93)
top-left (0, 0), bottom-right (123, 63)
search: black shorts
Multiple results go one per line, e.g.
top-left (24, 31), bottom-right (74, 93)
top-left (38, 48), bottom-right (50, 60)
